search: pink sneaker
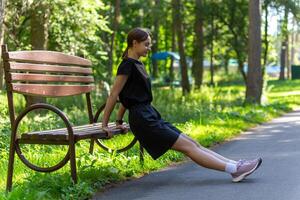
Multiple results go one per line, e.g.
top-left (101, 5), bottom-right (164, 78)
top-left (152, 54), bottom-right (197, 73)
top-left (231, 158), bottom-right (262, 182)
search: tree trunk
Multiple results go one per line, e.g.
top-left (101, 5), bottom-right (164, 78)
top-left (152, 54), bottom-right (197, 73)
top-left (291, 19), bottom-right (295, 65)
top-left (108, 0), bottom-right (120, 83)
top-left (169, 12), bottom-right (176, 84)
top-left (262, 1), bottom-right (269, 77)
top-left (173, 0), bottom-right (190, 95)
top-left (245, 0), bottom-right (262, 104)
top-left (210, 45), bottom-right (214, 86)
top-left (279, 6), bottom-right (288, 80)
top-left (209, 15), bottom-right (214, 86)
top-left (31, 3), bottom-right (49, 50)
top-left (192, 0), bottom-right (204, 89)
top-left (151, 0), bottom-right (160, 79)
top-left (164, 16), bottom-right (170, 77)
top-left (224, 58), bottom-right (229, 74)
top-left (279, 41), bottom-right (286, 80)
top-left (286, 36), bottom-right (290, 79)
top-left (237, 55), bottom-right (247, 83)
top-left (0, 0), bottom-right (6, 90)
top-left (26, 2), bottom-right (50, 107)
top-left (233, 34), bottom-right (247, 83)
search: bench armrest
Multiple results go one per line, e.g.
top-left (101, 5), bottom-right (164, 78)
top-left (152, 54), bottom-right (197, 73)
top-left (14, 103), bottom-right (74, 139)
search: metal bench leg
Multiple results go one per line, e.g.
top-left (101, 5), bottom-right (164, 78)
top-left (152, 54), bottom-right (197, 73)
top-left (6, 140), bottom-right (16, 191)
top-left (69, 141), bottom-right (77, 183)
top-left (89, 139), bottom-right (95, 154)
top-left (139, 143), bottom-right (144, 165)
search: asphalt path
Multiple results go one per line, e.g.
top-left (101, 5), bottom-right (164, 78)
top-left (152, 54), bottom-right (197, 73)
top-left (93, 110), bottom-right (300, 200)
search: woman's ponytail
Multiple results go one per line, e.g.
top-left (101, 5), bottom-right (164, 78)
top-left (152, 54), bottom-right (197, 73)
top-left (122, 46), bottom-right (129, 59)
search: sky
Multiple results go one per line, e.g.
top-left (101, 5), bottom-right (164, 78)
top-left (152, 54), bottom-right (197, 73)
top-left (268, 8), bottom-right (298, 36)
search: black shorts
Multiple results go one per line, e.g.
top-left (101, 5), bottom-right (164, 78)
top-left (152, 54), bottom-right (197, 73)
top-left (128, 104), bottom-right (181, 160)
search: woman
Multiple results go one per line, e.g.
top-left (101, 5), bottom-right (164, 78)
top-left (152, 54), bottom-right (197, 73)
top-left (102, 27), bottom-right (262, 183)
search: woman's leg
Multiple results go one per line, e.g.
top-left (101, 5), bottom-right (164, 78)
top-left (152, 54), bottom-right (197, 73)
top-left (171, 133), bottom-right (262, 182)
top-left (171, 134), bottom-right (228, 171)
top-left (180, 134), bottom-right (237, 164)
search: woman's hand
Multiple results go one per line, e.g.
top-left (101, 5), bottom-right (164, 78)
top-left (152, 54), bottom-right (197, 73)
top-left (102, 126), bottom-right (113, 138)
top-left (116, 124), bottom-right (129, 133)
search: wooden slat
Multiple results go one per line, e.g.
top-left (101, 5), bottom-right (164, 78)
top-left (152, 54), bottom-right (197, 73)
top-left (3, 51), bottom-right (92, 66)
top-left (21, 123), bottom-right (120, 137)
top-left (10, 73), bottom-right (94, 83)
top-left (8, 62), bottom-right (92, 75)
top-left (11, 83), bottom-right (95, 97)
top-left (18, 139), bottom-right (69, 145)
top-left (20, 123), bottom-right (131, 142)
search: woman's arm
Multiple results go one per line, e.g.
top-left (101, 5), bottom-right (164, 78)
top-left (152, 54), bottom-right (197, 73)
top-left (102, 75), bottom-right (128, 130)
top-left (116, 103), bottom-right (127, 123)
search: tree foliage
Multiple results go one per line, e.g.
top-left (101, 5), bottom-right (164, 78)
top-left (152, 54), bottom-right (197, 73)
top-left (2, 0), bottom-right (300, 101)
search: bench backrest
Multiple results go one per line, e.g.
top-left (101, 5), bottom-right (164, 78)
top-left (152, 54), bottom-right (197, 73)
top-left (2, 45), bottom-right (95, 97)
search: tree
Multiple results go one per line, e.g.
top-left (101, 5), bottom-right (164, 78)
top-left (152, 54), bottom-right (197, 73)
top-left (217, 0), bottom-right (249, 83)
top-left (107, 0), bottom-right (120, 82)
top-left (0, 0), bottom-right (6, 89)
top-left (262, 0), bottom-right (271, 76)
top-left (169, 5), bottom-right (176, 84)
top-left (172, 0), bottom-right (190, 95)
top-left (267, 0), bottom-right (300, 80)
top-left (245, 0), bottom-right (262, 104)
top-left (24, 1), bottom-right (50, 106)
top-left (261, 0), bottom-right (300, 79)
top-left (2, 0), bottom-right (111, 103)
top-left (192, 0), bottom-right (204, 89)
top-left (279, 6), bottom-right (288, 80)
top-left (208, 2), bottom-right (217, 86)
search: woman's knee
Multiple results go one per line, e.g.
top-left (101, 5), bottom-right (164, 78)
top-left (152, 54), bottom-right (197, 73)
top-left (171, 135), bottom-right (198, 154)
top-left (180, 133), bottom-right (201, 147)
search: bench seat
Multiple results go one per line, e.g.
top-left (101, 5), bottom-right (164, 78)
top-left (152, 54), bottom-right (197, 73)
top-left (18, 123), bottom-right (130, 144)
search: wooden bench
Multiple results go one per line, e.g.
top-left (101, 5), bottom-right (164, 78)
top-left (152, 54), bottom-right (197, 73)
top-left (2, 45), bottom-right (142, 191)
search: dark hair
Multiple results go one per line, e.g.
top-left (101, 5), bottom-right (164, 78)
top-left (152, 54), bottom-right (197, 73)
top-left (122, 27), bottom-right (150, 58)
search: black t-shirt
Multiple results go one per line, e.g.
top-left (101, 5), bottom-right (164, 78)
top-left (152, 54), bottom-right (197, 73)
top-left (116, 58), bottom-right (153, 109)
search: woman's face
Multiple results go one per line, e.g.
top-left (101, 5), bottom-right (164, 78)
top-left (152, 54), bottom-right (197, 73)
top-left (133, 36), bottom-right (152, 57)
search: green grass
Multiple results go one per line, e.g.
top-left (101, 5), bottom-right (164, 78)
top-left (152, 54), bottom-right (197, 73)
top-left (0, 77), bottom-right (300, 199)
top-left (267, 79), bottom-right (300, 92)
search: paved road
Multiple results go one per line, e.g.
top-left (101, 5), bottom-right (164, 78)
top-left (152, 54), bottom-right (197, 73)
top-left (93, 110), bottom-right (300, 200)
